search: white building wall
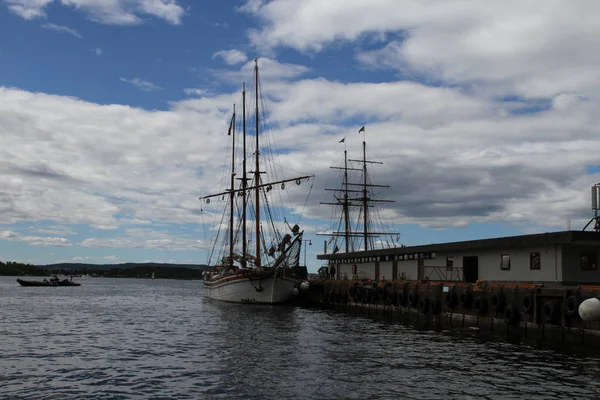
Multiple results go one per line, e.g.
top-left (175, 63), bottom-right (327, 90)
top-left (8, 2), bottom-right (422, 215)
top-left (397, 260), bottom-right (418, 280)
top-left (379, 261), bottom-right (394, 280)
top-left (326, 242), bottom-right (600, 283)
top-left (427, 245), bottom-right (562, 282)
top-left (332, 259), bottom-right (437, 281)
top-left (561, 244), bottom-right (600, 283)
top-left (337, 263), bottom-right (352, 279)
top-left (355, 262), bottom-right (374, 280)
top-left (334, 262), bottom-right (374, 280)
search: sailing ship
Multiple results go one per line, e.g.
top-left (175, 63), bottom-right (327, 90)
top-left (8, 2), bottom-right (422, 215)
top-left (199, 59), bottom-right (314, 304)
top-left (318, 127), bottom-right (400, 268)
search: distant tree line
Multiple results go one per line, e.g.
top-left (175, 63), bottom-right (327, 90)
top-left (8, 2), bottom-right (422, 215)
top-left (1, 261), bottom-right (207, 279)
top-left (0, 261), bottom-right (50, 277)
top-left (101, 266), bottom-right (204, 279)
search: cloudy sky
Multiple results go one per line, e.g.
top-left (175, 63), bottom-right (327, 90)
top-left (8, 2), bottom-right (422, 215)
top-left (0, 0), bottom-right (599, 270)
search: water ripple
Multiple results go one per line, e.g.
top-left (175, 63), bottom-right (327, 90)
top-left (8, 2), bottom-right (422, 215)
top-left (2, 277), bottom-right (600, 399)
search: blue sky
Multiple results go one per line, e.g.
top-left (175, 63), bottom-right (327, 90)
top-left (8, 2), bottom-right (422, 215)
top-left (0, 0), bottom-right (599, 271)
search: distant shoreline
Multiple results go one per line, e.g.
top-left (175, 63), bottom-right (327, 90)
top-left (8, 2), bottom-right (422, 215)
top-left (1, 261), bottom-right (208, 280)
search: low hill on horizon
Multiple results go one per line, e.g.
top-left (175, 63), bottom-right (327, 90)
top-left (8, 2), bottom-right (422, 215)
top-left (37, 262), bottom-right (209, 271)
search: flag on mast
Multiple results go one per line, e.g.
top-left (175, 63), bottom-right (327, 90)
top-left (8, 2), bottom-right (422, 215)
top-left (227, 113), bottom-right (234, 135)
top-left (338, 137), bottom-right (345, 143)
top-left (358, 125), bottom-right (365, 133)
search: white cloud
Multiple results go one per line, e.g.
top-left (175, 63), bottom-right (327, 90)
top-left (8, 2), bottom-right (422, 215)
top-left (119, 77), bottom-right (162, 92)
top-left (0, 86), bottom-right (230, 231)
top-left (5, 0), bottom-right (185, 25)
top-left (135, 0), bottom-right (184, 25)
top-left (5, 0), bottom-right (53, 20)
top-left (41, 22), bottom-right (83, 38)
top-left (81, 228), bottom-right (204, 250)
top-left (236, 0), bottom-right (265, 14)
top-left (213, 57), bottom-right (310, 82)
top-left (95, 48), bottom-right (102, 56)
top-left (552, 94), bottom-right (586, 112)
top-left (213, 49), bottom-right (248, 65)
top-left (0, 230), bottom-right (72, 246)
top-left (242, 0), bottom-right (600, 100)
top-left (28, 225), bottom-right (76, 235)
top-left (183, 88), bottom-right (207, 97)
top-left (1, 40), bottom-right (600, 247)
top-left (261, 79), bottom-right (493, 127)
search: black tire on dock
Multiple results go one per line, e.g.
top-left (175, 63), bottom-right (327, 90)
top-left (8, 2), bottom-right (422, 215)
top-left (418, 298), bottom-right (430, 313)
top-left (491, 293), bottom-right (505, 311)
top-left (521, 293), bottom-right (534, 313)
top-left (342, 292), bottom-right (349, 304)
top-left (542, 301), bottom-right (557, 323)
top-left (398, 288), bottom-right (407, 306)
top-left (386, 289), bottom-right (397, 305)
top-left (363, 289), bottom-right (372, 304)
top-left (565, 295), bottom-right (579, 318)
top-left (473, 296), bottom-right (488, 315)
top-left (503, 305), bottom-right (520, 326)
top-left (354, 287), bottom-right (362, 302)
top-left (408, 291), bottom-right (418, 307)
top-left (429, 298), bottom-right (441, 315)
top-left (348, 286), bottom-right (356, 298)
top-left (445, 291), bottom-right (457, 308)
top-left (460, 290), bottom-right (473, 308)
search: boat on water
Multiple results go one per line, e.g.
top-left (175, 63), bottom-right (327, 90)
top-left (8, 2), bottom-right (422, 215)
top-left (17, 278), bottom-right (81, 287)
top-left (318, 126), bottom-right (400, 279)
top-left (199, 59), bottom-right (313, 304)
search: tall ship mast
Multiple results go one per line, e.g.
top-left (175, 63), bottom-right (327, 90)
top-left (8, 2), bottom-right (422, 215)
top-left (199, 59), bottom-right (314, 304)
top-left (319, 126), bottom-right (400, 254)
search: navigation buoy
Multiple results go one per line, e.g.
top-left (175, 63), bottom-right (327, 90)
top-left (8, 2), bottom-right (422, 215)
top-left (299, 281), bottom-right (310, 291)
top-left (579, 297), bottom-right (600, 321)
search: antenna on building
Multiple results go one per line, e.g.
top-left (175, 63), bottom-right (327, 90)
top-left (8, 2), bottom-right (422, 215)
top-left (583, 184), bottom-right (600, 231)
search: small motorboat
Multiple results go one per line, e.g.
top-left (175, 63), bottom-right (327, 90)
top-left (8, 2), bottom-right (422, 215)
top-left (16, 278), bottom-right (81, 287)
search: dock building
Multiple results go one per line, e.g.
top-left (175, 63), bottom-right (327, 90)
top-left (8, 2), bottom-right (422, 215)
top-left (318, 231), bottom-right (600, 285)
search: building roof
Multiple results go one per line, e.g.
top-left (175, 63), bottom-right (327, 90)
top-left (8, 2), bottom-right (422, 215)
top-left (317, 230), bottom-right (600, 260)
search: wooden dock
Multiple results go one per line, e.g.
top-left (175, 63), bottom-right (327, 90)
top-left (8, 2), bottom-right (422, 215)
top-left (294, 279), bottom-right (600, 350)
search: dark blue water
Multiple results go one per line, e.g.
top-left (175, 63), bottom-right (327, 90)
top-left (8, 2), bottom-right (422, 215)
top-left (2, 276), bottom-right (600, 399)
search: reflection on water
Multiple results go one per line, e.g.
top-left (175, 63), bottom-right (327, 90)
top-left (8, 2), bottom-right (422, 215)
top-left (1, 276), bottom-right (600, 399)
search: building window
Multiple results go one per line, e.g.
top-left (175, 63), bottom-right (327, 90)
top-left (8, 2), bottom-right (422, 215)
top-left (581, 252), bottom-right (598, 270)
top-left (500, 254), bottom-right (511, 270)
top-left (446, 257), bottom-right (454, 267)
top-left (530, 252), bottom-right (541, 270)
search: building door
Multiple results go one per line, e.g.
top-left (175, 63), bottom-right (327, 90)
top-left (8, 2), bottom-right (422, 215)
top-left (463, 256), bottom-right (478, 283)
top-left (417, 258), bottom-right (424, 280)
top-left (375, 262), bottom-right (380, 280)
